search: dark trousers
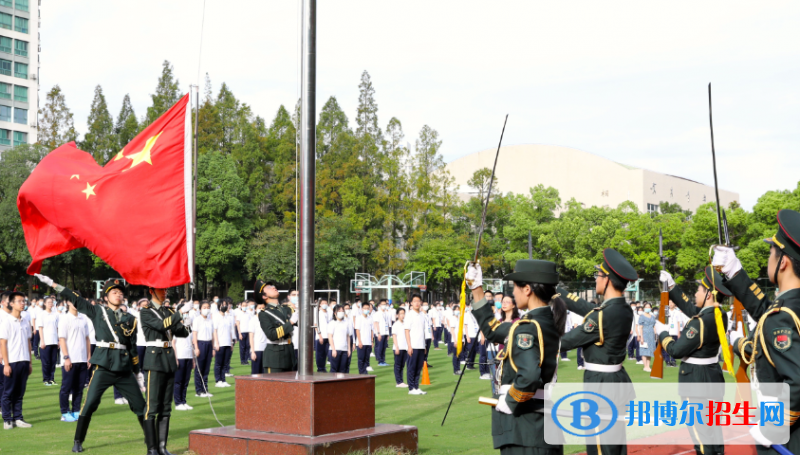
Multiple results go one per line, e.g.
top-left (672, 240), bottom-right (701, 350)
top-left (452, 338), bottom-right (465, 372)
top-left (424, 339), bottom-right (432, 361)
top-left (214, 346), bottom-right (232, 383)
top-left (433, 327), bottom-right (441, 348)
top-left (194, 340), bottom-right (213, 394)
top-left (329, 351), bottom-right (348, 373)
top-left (479, 342), bottom-right (489, 375)
top-left (357, 345), bottom-right (372, 374)
top-left (444, 328), bottom-right (451, 347)
top-left (144, 370), bottom-right (174, 420)
top-left (394, 351), bottom-right (408, 384)
top-left (60, 362), bottom-right (88, 414)
top-left (173, 359), bottom-right (192, 405)
top-left (345, 347), bottom-right (352, 373)
top-left (375, 335), bottom-right (388, 363)
top-left (81, 365), bottom-right (145, 418)
top-left (41, 344), bottom-right (58, 382)
top-left (32, 333), bottom-right (40, 358)
top-left (137, 346), bottom-right (146, 368)
top-left (407, 349), bottom-right (425, 390)
top-left (250, 351), bottom-right (263, 374)
top-left (1, 361), bottom-right (30, 422)
top-left (465, 339), bottom-right (477, 368)
top-left (86, 345), bottom-right (95, 386)
top-left (560, 349), bottom-right (569, 359)
top-left (315, 338), bottom-right (329, 372)
top-left (627, 336), bottom-right (640, 360)
top-left (239, 333), bottom-right (251, 365)
top-left (577, 347), bottom-right (585, 367)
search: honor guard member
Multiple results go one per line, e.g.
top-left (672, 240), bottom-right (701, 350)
top-left (558, 248), bottom-right (637, 455)
top-left (140, 288), bottom-right (192, 455)
top-left (255, 280), bottom-right (296, 373)
top-left (655, 266), bottom-right (730, 455)
top-left (715, 209), bottom-right (800, 453)
top-left (467, 260), bottom-right (566, 455)
top-left (35, 274), bottom-right (146, 454)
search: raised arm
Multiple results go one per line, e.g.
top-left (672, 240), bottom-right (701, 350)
top-left (557, 286), bottom-right (596, 316)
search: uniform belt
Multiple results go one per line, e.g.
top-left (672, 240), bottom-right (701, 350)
top-left (499, 384), bottom-right (549, 400)
top-left (268, 340), bottom-right (291, 346)
top-left (96, 341), bottom-right (127, 350)
top-left (681, 356), bottom-right (718, 365)
top-left (583, 362), bottom-right (623, 373)
top-left (144, 341), bottom-right (171, 348)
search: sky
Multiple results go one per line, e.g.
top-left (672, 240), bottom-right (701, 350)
top-left (39, 1), bottom-right (800, 210)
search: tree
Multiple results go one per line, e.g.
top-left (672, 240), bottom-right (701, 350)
top-left (197, 74), bottom-right (222, 153)
top-left (467, 168), bottom-right (500, 202)
top-left (37, 85), bottom-right (78, 150)
top-left (355, 70), bottom-right (381, 144)
top-left (245, 226), bottom-right (296, 285)
top-left (81, 85), bottom-right (117, 164)
top-left (115, 94), bottom-right (139, 149)
top-left (144, 60), bottom-right (181, 127)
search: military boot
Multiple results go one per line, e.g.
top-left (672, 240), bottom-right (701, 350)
top-left (143, 418), bottom-right (159, 455)
top-left (157, 416), bottom-right (176, 455)
top-left (72, 415), bottom-right (91, 453)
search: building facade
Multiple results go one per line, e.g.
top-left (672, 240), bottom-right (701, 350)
top-left (0, 0), bottom-right (37, 152)
top-left (446, 144), bottom-right (739, 214)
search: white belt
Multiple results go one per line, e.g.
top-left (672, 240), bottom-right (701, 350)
top-left (144, 341), bottom-right (171, 348)
top-left (96, 341), bottom-right (127, 350)
top-left (499, 384), bottom-right (550, 400)
top-left (268, 340), bottom-right (290, 346)
top-left (682, 356), bottom-right (718, 365)
top-left (584, 362), bottom-right (623, 373)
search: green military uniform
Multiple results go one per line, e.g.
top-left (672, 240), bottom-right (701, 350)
top-left (140, 300), bottom-right (191, 455)
top-left (559, 248), bottom-right (637, 455)
top-left (254, 280), bottom-right (296, 373)
top-left (55, 279), bottom-right (146, 453)
top-left (473, 260), bottom-right (564, 455)
top-left (728, 210), bottom-right (800, 454)
top-left (658, 266), bottom-right (730, 455)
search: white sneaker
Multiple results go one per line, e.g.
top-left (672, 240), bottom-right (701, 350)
top-left (577, 366), bottom-right (585, 370)
top-left (14, 420), bottom-right (31, 428)
top-left (175, 404), bottom-right (188, 411)
top-left (224, 382), bottom-right (232, 387)
top-left (123, 398), bottom-right (129, 405)
top-left (366, 367), bottom-right (374, 372)
top-left (225, 373), bottom-right (234, 377)
top-left (561, 357), bottom-right (571, 361)
top-left (114, 398), bottom-right (125, 405)
top-left (460, 361), bottom-right (466, 365)
top-left (418, 390), bottom-right (427, 395)
top-left (195, 394), bottom-right (205, 398)
top-left (396, 383), bottom-right (408, 388)
top-left (480, 374), bottom-right (491, 380)
top-left (408, 389), bottom-right (420, 395)
top-left (215, 381), bottom-right (227, 388)
top-left (370, 353), bottom-right (376, 357)
top-left (184, 404), bottom-right (194, 410)
top-left (204, 392), bottom-right (214, 397)
top-left (636, 360), bottom-right (643, 365)
top-left (3, 421), bottom-right (13, 430)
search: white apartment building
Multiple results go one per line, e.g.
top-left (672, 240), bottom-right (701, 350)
top-left (0, 0), bottom-right (37, 152)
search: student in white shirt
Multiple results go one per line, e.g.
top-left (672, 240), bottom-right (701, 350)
top-left (37, 297), bottom-right (59, 386)
top-left (327, 305), bottom-right (352, 373)
top-left (192, 302), bottom-right (214, 397)
top-left (431, 303), bottom-right (442, 350)
top-left (355, 302), bottom-right (373, 375)
top-left (236, 301), bottom-right (252, 366)
top-left (404, 294), bottom-right (427, 394)
top-left (213, 299), bottom-right (236, 387)
top-left (57, 301), bottom-right (90, 422)
top-left (29, 302), bottom-right (41, 361)
top-left (0, 292), bottom-right (33, 429)
top-left (315, 299), bottom-right (330, 373)
top-left (392, 308), bottom-right (408, 387)
top-left (173, 303), bottom-right (194, 411)
top-left (342, 303), bottom-right (354, 373)
top-left (422, 304), bottom-right (433, 365)
top-left (133, 298), bottom-right (148, 371)
top-left (444, 303), bottom-right (454, 351)
top-left (373, 300), bottom-right (391, 367)
top-left (448, 306), bottom-right (463, 374)
top-left (464, 304), bottom-right (480, 371)
top-left (249, 301), bottom-right (268, 375)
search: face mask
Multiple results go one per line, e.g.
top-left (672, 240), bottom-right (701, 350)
top-left (345, 309), bottom-right (351, 316)
top-left (213, 298), bottom-right (219, 303)
top-left (380, 306), bottom-right (386, 311)
top-left (644, 308), bottom-right (651, 314)
top-left (289, 296), bottom-right (298, 304)
top-left (454, 312), bottom-right (460, 317)
top-left (362, 309), bottom-right (369, 316)
top-left (194, 304), bottom-right (199, 310)
top-left (495, 301), bottom-right (502, 309)
top-left (336, 312), bottom-right (345, 320)
top-left (637, 310), bottom-right (643, 314)
top-left (320, 304), bottom-right (328, 310)
top-left (422, 305), bottom-right (429, 311)
top-left (201, 308), bottom-right (209, 316)
top-left (247, 307), bottom-right (254, 313)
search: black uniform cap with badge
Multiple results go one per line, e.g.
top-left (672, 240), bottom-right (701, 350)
top-left (253, 279), bottom-right (275, 305)
top-left (763, 209), bottom-right (800, 283)
top-left (697, 265), bottom-right (732, 304)
top-left (103, 278), bottom-right (126, 296)
top-left (503, 259), bottom-right (560, 285)
top-left (594, 248), bottom-right (638, 294)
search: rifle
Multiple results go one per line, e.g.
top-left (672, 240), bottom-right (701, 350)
top-left (650, 229), bottom-right (668, 379)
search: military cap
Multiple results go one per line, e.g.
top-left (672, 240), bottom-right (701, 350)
top-left (253, 279), bottom-right (275, 303)
top-left (697, 266), bottom-right (732, 297)
top-left (103, 278), bottom-right (126, 295)
top-left (595, 248), bottom-right (638, 283)
top-left (764, 209), bottom-right (800, 263)
top-left (504, 259), bottom-right (559, 285)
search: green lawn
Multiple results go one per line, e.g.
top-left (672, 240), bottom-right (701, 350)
top-left (0, 342), bottom-right (740, 455)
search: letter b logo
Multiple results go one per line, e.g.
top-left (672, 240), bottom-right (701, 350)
top-left (570, 398), bottom-right (601, 430)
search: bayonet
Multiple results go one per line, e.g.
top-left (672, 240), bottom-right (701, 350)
top-left (708, 83), bottom-right (724, 245)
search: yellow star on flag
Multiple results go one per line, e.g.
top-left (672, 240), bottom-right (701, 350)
top-left (70, 175), bottom-right (80, 180)
top-left (82, 182), bottom-right (97, 200)
top-left (125, 132), bottom-right (162, 171)
top-left (113, 148), bottom-right (125, 161)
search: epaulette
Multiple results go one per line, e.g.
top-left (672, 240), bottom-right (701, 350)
top-left (504, 319), bottom-right (544, 371)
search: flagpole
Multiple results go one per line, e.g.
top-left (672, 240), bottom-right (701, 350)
top-left (297, 0), bottom-right (316, 377)
top-left (192, 85), bottom-right (199, 298)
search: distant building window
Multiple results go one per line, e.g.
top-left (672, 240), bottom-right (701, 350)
top-left (0, 0), bottom-right (12, 8)
top-left (647, 203), bottom-right (659, 214)
top-left (0, 105), bottom-right (10, 122)
top-left (15, 0), bottom-right (28, 12)
top-left (13, 130), bottom-right (25, 145)
top-left (0, 82), bottom-right (9, 100)
top-left (0, 58), bottom-right (9, 76)
top-left (13, 106), bottom-right (25, 124)
top-left (14, 16), bottom-right (26, 33)
top-left (0, 36), bottom-right (10, 53)
top-left (14, 39), bottom-right (26, 57)
top-left (0, 13), bottom-right (11, 30)
top-left (13, 61), bottom-right (26, 78)
top-left (14, 84), bottom-right (26, 102)
top-left (0, 128), bottom-right (9, 146)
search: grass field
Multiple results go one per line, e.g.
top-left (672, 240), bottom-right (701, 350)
top-left (0, 339), bottom-right (741, 455)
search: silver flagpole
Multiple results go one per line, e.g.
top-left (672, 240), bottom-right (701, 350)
top-left (298, 0), bottom-right (317, 376)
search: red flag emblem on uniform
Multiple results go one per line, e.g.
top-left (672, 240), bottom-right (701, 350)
top-left (17, 95), bottom-right (193, 288)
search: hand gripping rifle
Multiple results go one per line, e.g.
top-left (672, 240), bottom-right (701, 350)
top-left (442, 114), bottom-right (508, 426)
top-left (650, 229), bottom-right (668, 379)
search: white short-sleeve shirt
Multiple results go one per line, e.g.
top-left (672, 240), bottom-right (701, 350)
top-left (0, 313), bottom-right (32, 363)
top-left (423, 313), bottom-right (433, 340)
top-left (404, 310), bottom-right (426, 350)
top-left (466, 312), bottom-right (479, 338)
top-left (214, 312), bottom-right (236, 347)
top-left (327, 319), bottom-right (351, 351)
top-left (392, 321), bottom-right (408, 350)
top-left (37, 310), bottom-right (60, 346)
top-left (238, 309), bottom-right (252, 333)
top-left (355, 314), bottom-right (373, 345)
top-left (192, 315), bottom-right (214, 341)
top-left (57, 312), bottom-right (89, 363)
top-left (250, 313), bottom-right (268, 352)
top-left (318, 310), bottom-right (330, 339)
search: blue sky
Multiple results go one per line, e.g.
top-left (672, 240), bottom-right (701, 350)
top-left (41, 1), bottom-right (799, 210)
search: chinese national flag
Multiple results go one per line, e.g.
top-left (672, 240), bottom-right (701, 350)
top-left (17, 94), bottom-right (194, 288)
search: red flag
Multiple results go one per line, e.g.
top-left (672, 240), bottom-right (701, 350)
top-left (17, 94), bottom-right (194, 288)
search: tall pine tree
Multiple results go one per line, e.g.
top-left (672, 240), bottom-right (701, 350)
top-left (144, 60), bottom-right (181, 126)
top-left (115, 94), bottom-right (139, 149)
top-left (37, 85), bottom-right (78, 150)
top-left (81, 85), bottom-right (117, 164)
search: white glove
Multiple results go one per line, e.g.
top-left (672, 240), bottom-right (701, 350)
top-left (495, 394), bottom-right (513, 415)
top-left (748, 316), bottom-right (757, 332)
top-left (136, 373), bottom-right (145, 393)
top-left (730, 322), bottom-right (744, 345)
top-left (35, 273), bottom-right (55, 288)
top-left (465, 262), bottom-right (483, 290)
top-left (290, 311), bottom-right (299, 324)
top-left (749, 425), bottom-right (773, 448)
top-left (659, 271), bottom-right (675, 289)
top-left (654, 321), bottom-right (669, 336)
top-left (711, 246), bottom-right (742, 279)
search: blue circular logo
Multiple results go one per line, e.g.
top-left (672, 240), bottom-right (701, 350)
top-left (551, 391), bottom-right (618, 438)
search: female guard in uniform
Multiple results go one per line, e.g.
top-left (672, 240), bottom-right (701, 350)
top-left (468, 259), bottom-right (567, 455)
